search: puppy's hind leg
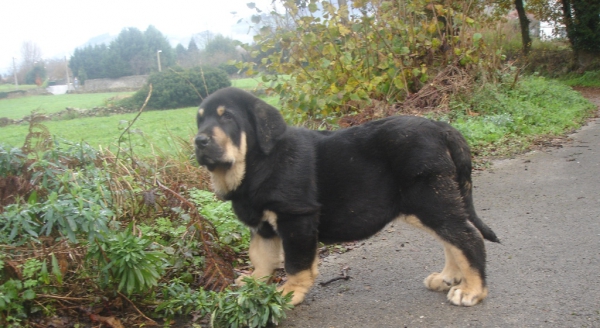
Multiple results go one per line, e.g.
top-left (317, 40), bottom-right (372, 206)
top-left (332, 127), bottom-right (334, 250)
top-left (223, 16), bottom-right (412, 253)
top-left (443, 238), bottom-right (488, 306)
top-left (424, 242), bottom-right (463, 292)
top-left (403, 178), bottom-right (489, 307)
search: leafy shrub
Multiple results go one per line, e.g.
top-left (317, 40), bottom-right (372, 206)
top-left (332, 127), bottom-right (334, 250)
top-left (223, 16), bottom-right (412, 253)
top-left (127, 66), bottom-right (231, 110)
top-left (211, 277), bottom-right (293, 328)
top-left (190, 189), bottom-right (250, 253)
top-left (87, 228), bottom-right (167, 294)
top-left (219, 62), bottom-right (239, 75)
top-left (241, 0), bottom-right (502, 121)
top-left (154, 278), bottom-right (293, 327)
top-left (0, 127), bottom-right (295, 325)
top-left (0, 145), bottom-right (27, 176)
top-left (0, 255), bottom-right (62, 326)
top-left (155, 279), bottom-right (214, 320)
top-left (0, 140), bottom-right (113, 246)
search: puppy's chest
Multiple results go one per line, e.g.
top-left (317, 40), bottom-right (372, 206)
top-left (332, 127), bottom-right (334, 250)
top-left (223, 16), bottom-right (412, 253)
top-left (231, 199), bottom-right (265, 228)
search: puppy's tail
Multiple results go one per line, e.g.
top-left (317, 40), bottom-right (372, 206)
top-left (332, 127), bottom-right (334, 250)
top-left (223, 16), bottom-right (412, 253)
top-left (444, 125), bottom-right (501, 243)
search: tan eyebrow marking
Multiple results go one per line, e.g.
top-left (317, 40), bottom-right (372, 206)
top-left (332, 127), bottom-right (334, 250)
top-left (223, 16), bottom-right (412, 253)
top-left (217, 105), bottom-right (226, 116)
top-left (198, 108), bottom-right (204, 117)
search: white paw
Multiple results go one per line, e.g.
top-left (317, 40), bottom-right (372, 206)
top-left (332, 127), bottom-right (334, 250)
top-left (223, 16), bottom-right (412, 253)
top-left (447, 285), bottom-right (487, 306)
top-left (424, 272), bottom-right (461, 292)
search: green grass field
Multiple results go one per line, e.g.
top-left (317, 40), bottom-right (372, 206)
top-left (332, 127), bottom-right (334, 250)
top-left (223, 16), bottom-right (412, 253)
top-left (0, 84), bottom-right (39, 92)
top-left (0, 77), bottom-right (279, 156)
top-left (231, 77), bottom-right (262, 90)
top-left (1, 107), bottom-right (199, 154)
top-left (0, 92), bottom-right (133, 119)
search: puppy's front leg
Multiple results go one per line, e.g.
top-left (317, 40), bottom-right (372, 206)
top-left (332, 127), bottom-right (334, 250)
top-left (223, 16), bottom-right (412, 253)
top-left (235, 232), bottom-right (283, 285)
top-left (276, 213), bottom-right (319, 305)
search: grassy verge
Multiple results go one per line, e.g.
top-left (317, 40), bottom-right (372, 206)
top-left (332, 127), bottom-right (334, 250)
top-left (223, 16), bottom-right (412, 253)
top-left (436, 75), bottom-right (596, 159)
top-left (560, 70), bottom-right (600, 87)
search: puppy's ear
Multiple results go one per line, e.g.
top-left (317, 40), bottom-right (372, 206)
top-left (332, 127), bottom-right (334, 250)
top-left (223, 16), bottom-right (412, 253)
top-left (250, 99), bottom-right (287, 154)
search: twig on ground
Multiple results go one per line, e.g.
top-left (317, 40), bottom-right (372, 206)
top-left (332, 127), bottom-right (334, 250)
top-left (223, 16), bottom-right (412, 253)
top-left (319, 266), bottom-right (351, 286)
top-left (117, 292), bottom-right (158, 326)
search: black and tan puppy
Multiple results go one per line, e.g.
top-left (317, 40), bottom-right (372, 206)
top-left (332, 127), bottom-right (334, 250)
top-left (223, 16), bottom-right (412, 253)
top-left (194, 87), bottom-right (499, 306)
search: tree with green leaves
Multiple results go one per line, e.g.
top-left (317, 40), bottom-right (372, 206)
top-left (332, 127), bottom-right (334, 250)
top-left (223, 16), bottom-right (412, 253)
top-left (24, 63), bottom-right (46, 85)
top-left (144, 25), bottom-right (176, 72)
top-left (201, 34), bottom-right (242, 69)
top-left (69, 44), bottom-right (110, 82)
top-left (69, 25), bottom-right (177, 80)
top-left (526, 0), bottom-right (600, 68)
top-left (175, 43), bottom-right (187, 64)
top-left (105, 27), bottom-right (147, 77)
top-left (180, 39), bottom-right (201, 68)
top-left (561, 0), bottom-right (600, 65)
top-left (514, 0), bottom-right (532, 55)
top-left (188, 39), bottom-right (199, 53)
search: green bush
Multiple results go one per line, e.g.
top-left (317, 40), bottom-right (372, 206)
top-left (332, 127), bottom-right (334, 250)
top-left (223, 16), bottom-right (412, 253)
top-left (0, 141), bottom-right (113, 246)
top-left (190, 189), bottom-right (250, 253)
top-left (128, 66), bottom-right (231, 110)
top-left (240, 0), bottom-right (502, 122)
top-left (87, 228), bottom-right (167, 295)
top-left (154, 278), bottom-right (293, 327)
top-left (211, 277), bottom-right (293, 328)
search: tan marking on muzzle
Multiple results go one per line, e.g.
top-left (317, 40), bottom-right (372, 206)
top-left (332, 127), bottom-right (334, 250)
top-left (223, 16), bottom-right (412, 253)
top-left (210, 127), bottom-right (247, 196)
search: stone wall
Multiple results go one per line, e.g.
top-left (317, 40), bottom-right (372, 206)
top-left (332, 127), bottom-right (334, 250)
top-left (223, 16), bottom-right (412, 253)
top-left (0, 106), bottom-right (138, 127)
top-left (0, 88), bottom-right (51, 99)
top-left (82, 75), bottom-right (148, 93)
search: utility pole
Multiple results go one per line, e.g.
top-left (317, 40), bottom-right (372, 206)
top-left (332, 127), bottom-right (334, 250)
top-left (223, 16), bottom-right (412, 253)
top-left (65, 55), bottom-right (70, 87)
top-left (12, 57), bottom-right (18, 90)
top-left (157, 50), bottom-right (162, 72)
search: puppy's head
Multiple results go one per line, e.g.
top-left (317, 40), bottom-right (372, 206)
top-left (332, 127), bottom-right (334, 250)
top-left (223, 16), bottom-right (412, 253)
top-left (194, 87), bottom-right (287, 193)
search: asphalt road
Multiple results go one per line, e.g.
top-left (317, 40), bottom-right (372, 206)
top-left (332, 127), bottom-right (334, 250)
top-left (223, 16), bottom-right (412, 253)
top-left (281, 98), bottom-right (600, 327)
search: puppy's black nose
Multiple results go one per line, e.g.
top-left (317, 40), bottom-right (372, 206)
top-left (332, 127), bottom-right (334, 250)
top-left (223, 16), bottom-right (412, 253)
top-left (195, 134), bottom-right (210, 149)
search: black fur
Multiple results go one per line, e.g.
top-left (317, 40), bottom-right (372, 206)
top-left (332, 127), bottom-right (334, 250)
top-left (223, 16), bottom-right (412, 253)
top-left (194, 87), bottom-right (498, 294)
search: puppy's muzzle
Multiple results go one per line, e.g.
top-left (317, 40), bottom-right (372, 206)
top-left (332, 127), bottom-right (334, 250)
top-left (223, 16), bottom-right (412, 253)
top-left (195, 134), bottom-right (211, 149)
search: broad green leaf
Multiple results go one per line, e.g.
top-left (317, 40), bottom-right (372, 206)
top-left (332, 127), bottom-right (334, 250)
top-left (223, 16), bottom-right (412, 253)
top-left (51, 254), bottom-right (63, 285)
top-left (23, 289), bottom-right (36, 300)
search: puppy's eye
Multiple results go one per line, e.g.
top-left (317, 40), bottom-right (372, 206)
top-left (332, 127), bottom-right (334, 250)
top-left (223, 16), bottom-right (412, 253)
top-left (222, 111), bottom-right (234, 120)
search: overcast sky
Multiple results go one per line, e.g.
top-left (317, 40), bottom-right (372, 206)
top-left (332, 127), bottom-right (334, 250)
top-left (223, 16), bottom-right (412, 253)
top-left (0, 0), bottom-right (276, 75)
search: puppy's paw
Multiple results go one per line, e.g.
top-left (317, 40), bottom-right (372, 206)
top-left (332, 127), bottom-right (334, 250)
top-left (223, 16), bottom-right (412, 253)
top-left (234, 274), bottom-right (248, 286)
top-left (424, 272), bottom-right (461, 292)
top-left (447, 284), bottom-right (488, 306)
top-left (278, 282), bottom-right (307, 305)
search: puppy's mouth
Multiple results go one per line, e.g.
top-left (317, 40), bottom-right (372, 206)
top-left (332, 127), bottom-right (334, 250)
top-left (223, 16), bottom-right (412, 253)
top-left (196, 151), bottom-right (232, 172)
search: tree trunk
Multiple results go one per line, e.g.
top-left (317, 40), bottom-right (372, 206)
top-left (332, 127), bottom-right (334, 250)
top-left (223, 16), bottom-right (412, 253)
top-left (561, 0), bottom-right (576, 49)
top-left (561, 0), bottom-right (600, 70)
top-left (514, 0), bottom-right (532, 55)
